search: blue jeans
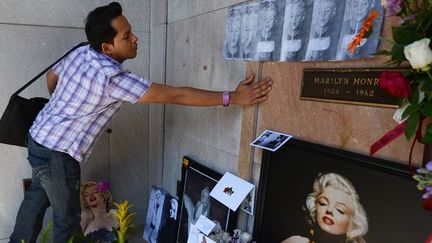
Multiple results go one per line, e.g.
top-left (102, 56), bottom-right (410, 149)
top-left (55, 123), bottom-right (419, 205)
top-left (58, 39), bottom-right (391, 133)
top-left (9, 135), bottom-right (82, 243)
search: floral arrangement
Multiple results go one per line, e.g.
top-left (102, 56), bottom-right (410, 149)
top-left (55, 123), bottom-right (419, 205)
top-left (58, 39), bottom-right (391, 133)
top-left (375, 0), bottom-right (432, 143)
top-left (209, 228), bottom-right (253, 243)
top-left (372, 0), bottom-right (432, 220)
top-left (413, 161), bottom-right (432, 210)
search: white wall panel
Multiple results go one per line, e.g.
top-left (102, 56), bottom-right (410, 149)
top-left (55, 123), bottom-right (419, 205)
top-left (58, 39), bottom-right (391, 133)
top-left (0, 1), bottom-right (149, 32)
top-left (168, 0), bottom-right (245, 23)
top-left (163, 8), bottom-right (246, 196)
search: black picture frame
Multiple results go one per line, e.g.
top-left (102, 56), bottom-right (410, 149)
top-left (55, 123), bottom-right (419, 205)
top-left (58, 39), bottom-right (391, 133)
top-left (143, 186), bottom-right (178, 243)
top-left (253, 138), bottom-right (431, 243)
top-left (177, 156), bottom-right (237, 243)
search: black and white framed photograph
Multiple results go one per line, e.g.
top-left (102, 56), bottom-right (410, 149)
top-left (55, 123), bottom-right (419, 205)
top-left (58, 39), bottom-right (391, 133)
top-left (251, 129), bottom-right (292, 151)
top-left (253, 139), bottom-right (431, 243)
top-left (143, 187), bottom-right (179, 243)
top-left (177, 156), bottom-right (237, 243)
top-left (143, 186), bottom-right (166, 243)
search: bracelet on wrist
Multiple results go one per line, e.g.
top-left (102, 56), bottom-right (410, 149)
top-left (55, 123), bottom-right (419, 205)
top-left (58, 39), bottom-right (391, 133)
top-left (222, 91), bottom-right (230, 107)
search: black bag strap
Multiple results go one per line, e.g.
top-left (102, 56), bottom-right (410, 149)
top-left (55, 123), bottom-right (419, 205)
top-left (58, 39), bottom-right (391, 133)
top-left (13, 42), bottom-right (89, 97)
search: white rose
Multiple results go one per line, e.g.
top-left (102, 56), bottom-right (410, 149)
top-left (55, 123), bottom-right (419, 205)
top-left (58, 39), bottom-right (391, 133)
top-left (404, 38), bottom-right (432, 69)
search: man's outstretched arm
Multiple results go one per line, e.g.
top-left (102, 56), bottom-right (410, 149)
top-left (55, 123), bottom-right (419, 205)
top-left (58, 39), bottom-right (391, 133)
top-left (137, 75), bottom-right (272, 106)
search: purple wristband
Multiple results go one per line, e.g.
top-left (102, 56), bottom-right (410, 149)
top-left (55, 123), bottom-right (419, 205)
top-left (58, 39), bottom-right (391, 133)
top-left (223, 91), bottom-right (230, 107)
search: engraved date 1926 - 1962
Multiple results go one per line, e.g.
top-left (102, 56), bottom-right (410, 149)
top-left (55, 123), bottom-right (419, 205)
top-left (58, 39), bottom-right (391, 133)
top-left (323, 88), bottom-right (374, 97)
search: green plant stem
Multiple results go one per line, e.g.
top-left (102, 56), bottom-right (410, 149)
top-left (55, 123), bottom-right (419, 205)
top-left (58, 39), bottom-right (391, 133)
top-left (426, 70), bottom-right (432, 80)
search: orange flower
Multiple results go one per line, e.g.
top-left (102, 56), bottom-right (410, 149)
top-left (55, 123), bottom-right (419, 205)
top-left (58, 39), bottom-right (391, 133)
top-left (347, 10), bottom-right (380, 53)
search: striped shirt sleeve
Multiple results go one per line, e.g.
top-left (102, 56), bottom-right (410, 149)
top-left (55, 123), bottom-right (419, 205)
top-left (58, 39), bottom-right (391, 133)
top-left (52, 57), bottom-right (66, 75)
top-left (108, 71), bottom-right (152, 103)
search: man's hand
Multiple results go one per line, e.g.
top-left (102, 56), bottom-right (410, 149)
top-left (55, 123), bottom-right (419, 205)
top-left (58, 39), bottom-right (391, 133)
top-left (231, 75), bottom-right (272, 105)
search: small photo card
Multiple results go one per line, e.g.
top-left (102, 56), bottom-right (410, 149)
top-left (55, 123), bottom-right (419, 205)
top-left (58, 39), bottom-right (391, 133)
top-left (195, 215), bottom-right (216, 236)
top-left (187, 224), bottom-right (200, 243)
top-left (210, 172), bottom-right (255, 211)
top-left (240, 187), bottom-right (255, 216)
top-left (250, 129), bottom-right (292, 152)
top-left (198, 233), bottom-right (216, 243)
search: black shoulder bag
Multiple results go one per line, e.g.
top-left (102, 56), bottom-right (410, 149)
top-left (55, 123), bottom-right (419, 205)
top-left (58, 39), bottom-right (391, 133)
top-left (0, 42), bottom-right (88, 147)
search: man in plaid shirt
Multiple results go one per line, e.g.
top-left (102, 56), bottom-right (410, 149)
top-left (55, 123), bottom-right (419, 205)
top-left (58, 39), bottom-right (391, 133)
top-left (9, 2), bottom-right (272, 242)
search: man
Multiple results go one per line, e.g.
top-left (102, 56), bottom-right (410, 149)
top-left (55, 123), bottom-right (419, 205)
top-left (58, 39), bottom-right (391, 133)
top-left (9, 2), bottom-right (272, 242)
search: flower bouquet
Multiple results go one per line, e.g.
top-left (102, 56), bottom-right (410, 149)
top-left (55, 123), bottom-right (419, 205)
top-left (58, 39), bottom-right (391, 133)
top-left (375, 0), bottom-right (432, 142)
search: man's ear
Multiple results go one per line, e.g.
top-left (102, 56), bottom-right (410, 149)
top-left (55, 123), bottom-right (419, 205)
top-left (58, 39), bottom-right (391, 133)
top-left (101, 42), bottom-right (114, 55)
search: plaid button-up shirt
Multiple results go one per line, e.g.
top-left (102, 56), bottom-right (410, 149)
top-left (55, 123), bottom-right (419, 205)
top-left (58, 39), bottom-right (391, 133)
top-left (30, 45), bottom-right (151, 162)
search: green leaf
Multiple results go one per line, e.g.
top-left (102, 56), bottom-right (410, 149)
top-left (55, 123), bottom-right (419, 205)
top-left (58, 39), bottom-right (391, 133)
top-left (402, 103), bottom-right (420, 119)
top-left (374, 49), bottom-right (392, 56)
top-left (410, 86), bottom-right (420, 104)
top-left (405, 113), bottom-right (420, 140)
top-left (392, 25), bottom-right (423, 45)
top-left (421, 103), bottom-right (432, 116)
top-left (41, 221), bottom-right (53, 243)
top-left (390, 43), bottom-right (406, 62)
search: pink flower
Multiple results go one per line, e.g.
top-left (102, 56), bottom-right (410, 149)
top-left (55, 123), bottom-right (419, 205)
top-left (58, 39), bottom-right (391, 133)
top-left (379, 71), bottom-right (411, 98)
top-left (96, 181), bottom-right (111, 192)
top-left (382, 0), bottom-right (403, 16)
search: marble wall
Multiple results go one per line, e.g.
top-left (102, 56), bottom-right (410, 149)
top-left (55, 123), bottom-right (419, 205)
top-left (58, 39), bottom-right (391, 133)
top-left (162, 0), bottom-right (248, 197)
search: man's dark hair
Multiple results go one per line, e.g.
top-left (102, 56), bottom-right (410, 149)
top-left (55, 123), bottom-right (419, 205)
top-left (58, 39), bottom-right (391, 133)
top-left (85, 2), bottom-right (122, 52)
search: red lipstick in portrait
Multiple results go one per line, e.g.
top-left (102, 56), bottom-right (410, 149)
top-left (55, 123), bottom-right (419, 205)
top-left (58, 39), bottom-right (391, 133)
top-left (322, 216), bottom-right (335, 225)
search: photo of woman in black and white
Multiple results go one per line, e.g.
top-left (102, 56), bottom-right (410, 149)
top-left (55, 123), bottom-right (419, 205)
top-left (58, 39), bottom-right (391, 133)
top-left (335, 0), bottom-right (383, 60)
top-left (305, 0), bottom-right (345, 61)
top-left (224, 6), bottom-right (242, 59)
top-left (280, 0), bottom-right (310, 61)
top-left (255, 0), bottom-right (285, 61)
top-left (240, 3), bottom-right (260, 60)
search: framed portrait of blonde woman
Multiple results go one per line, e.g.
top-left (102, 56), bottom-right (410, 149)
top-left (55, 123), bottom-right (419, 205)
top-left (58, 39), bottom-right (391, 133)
top-left (253, 139), bottom-right (430, 243)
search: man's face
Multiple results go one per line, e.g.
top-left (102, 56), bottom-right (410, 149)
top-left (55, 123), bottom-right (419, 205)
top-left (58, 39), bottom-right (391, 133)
top-left (317, 1), bottom-right (336, 27)
top-left (109, 15), bottom-right (139, 63)
top-left (352, 0), bottom-right (370, 22)
top-left (285, 3), bottom-right (305, 31)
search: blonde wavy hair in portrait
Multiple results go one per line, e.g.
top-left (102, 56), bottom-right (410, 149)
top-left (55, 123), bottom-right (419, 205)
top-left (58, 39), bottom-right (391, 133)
top-left (80, 181), bottom-right (113, 212)
top-left (305, 173), bottom-right (368, 243)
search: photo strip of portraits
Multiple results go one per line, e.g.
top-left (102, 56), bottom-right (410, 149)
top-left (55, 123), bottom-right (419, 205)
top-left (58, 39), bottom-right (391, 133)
top-left (224, 0), bottom-right (384, 62)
